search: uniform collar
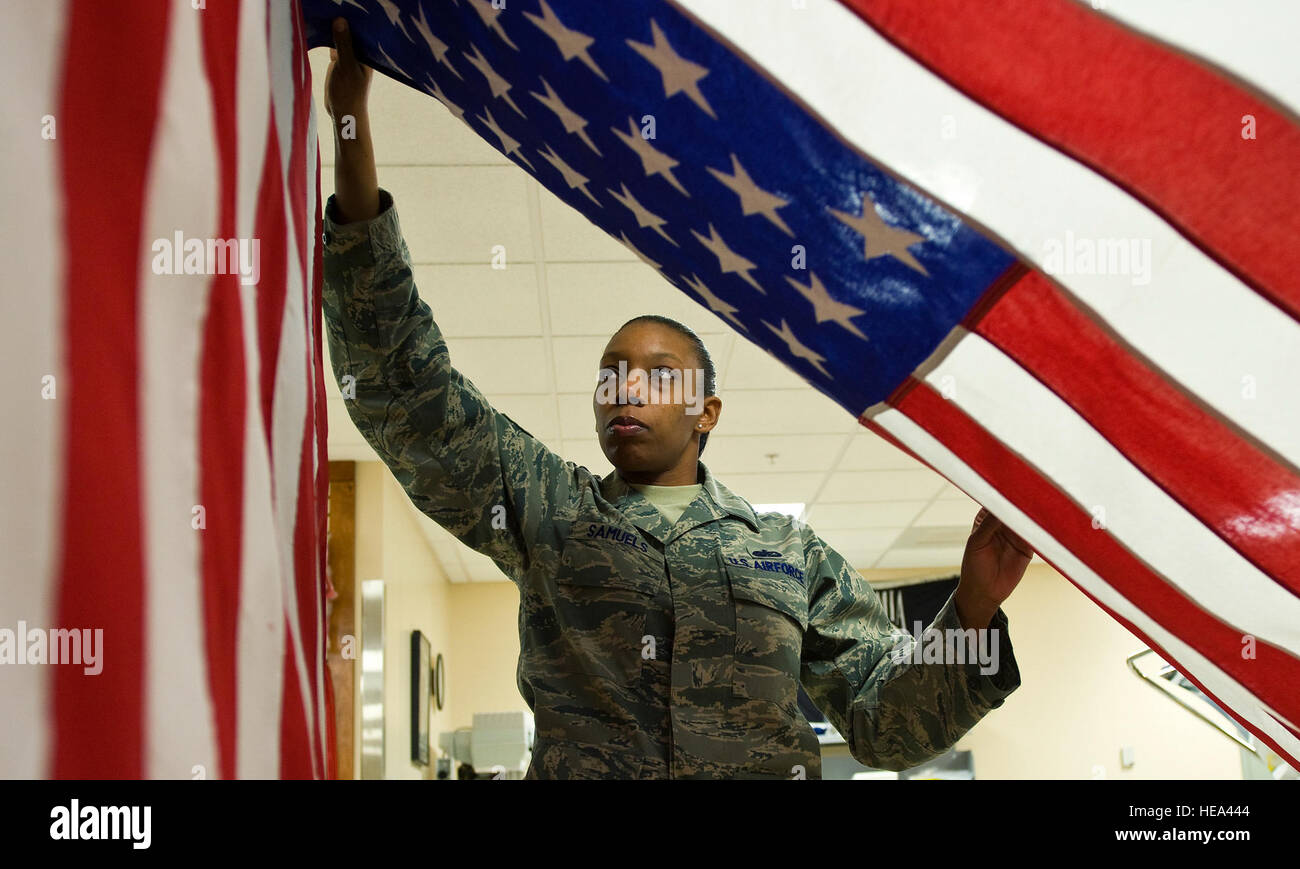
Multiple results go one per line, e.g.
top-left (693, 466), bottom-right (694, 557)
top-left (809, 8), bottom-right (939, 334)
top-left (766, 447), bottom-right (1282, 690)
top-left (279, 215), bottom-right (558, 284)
top-left (698, 461), bottom-right (761, 532)
top-left (601, 461), bottom-right (761, 543)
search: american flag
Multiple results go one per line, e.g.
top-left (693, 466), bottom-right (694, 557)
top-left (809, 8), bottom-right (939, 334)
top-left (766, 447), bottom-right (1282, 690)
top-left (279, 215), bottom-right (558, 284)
top-left (2, 0), bottom-right (332, 778)
top-left (300, 0), bottom-right (1300, 768)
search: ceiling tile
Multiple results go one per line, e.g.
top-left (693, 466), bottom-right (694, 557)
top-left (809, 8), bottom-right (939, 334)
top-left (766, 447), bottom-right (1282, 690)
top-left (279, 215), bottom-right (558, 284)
top-left (816, 469), bottom-right (948, 503)
top-left (380, 166), bottom-right (535, 264)
top-left (719, 389), bottom-right (858, 435)
top-left (936, 483), bottom-right (978, 501)
top-left (913, 498), bottom-right (982, 528)
top-left (701, 433), bottom-right (846, 474)
top-left (893, 525), bottom-right (972, 548)
top-left (875, 546), bottom-right (966, 570)
top-left (831, 548), bottom-right (892, 572)
top-left (442, 337), bottom-right (552, 393)
top-left (551, 335), bottom-right (609, 394)
top-left (711, 471), bottom-right (824, 505)
top-left (722, 333), bottom-right (810, 391)
top-left (411, 264), bottom-right (542, 337)
top-left (556, 392), bottom-right (601, 440)
top-left (840, 428), bottom-right (928, 471)
top-left (696, 330), bottom-right (736, 385)
top-left (486, 394), bottom-right (560, 442)
top-left (804, 501), bottom-right (929, 530)
top-left (537, 183), bottom-right (636, 262)
top-left (815, 527), bottom-right (904, 556)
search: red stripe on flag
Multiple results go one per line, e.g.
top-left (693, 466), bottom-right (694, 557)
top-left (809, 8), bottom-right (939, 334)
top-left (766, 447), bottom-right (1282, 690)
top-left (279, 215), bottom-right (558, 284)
top-left (893, 381), bottom-right (1300, 730)
top-left (839, 0), bottom-right (1300, 321)
top-left (280, 612), bottom-right (314, 778)
top-left (250, 57), bottom-right (313, 781)
top-left (253, 123), bottom-right (289, 453)
top-left (973, 270), bottom-right (1300, 597)
top-left (287, 2), bottom-right (310, 309)
top-left (197, 0), bottom-right (247, 781)
top-left (52, 0), bottom-right (170, 779)
top-left (281, 418), bottom-right (322, 779)
top-left (275, 0), bottom-right (321, 778)
top-left (289, 0), bottom-right (326, 778)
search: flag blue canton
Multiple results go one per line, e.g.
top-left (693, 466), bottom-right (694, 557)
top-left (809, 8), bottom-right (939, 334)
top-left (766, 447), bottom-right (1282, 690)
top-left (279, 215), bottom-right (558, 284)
top-left (302, 0), bottom-right (1017, 414)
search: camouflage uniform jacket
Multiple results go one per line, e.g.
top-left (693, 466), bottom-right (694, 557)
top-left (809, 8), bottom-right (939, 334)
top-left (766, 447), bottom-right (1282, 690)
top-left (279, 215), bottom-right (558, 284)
top-left (322, 190), bottom-right (1021, 780)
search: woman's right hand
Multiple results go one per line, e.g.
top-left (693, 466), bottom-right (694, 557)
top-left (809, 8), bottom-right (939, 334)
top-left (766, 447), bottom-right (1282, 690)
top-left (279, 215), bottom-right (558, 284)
top-left (324, 17), bottom-right (372, 128)
top-left (323, 17), bottom-right (380, 224)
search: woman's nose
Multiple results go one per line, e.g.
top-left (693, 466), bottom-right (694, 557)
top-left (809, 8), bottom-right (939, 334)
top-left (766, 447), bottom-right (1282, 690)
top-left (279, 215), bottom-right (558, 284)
top-left (622, 372), bottom-right (650, 405)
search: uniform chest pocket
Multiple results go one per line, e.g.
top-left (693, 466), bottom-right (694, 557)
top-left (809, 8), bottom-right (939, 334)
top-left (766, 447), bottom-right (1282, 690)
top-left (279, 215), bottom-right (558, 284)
top-left (549, 536), bottom-right (661, 685)
top-left (723, 550), bottom-right (810, 716)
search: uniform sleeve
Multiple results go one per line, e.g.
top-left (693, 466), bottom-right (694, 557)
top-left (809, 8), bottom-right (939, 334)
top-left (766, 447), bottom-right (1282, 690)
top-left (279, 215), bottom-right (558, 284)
top-left (798, 527), bottom-right (1020, 771)
top-left (321, 188), bottom-right (581, 584)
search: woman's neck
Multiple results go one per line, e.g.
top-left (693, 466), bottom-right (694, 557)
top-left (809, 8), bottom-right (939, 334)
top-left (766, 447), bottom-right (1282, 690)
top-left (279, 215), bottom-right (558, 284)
top-left (619, 461), bottom-right (700, 487)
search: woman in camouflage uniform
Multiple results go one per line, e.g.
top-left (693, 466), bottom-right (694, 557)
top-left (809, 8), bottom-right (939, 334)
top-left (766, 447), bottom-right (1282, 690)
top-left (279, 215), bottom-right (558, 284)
top-left (321, 18), bottom-right (1033, 779)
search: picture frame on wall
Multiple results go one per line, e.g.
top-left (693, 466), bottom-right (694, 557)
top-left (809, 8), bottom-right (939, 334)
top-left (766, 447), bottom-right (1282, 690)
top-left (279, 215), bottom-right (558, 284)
top-left (411, 630), bottom-right (431, 766)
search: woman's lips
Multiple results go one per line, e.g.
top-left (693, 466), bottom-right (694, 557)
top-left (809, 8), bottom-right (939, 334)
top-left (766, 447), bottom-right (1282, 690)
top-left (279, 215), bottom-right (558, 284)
top-left (607, 416), bottom-right (648, 437)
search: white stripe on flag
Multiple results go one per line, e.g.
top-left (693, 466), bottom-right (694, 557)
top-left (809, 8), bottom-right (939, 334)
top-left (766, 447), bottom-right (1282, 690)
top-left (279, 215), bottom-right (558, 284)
top-left (1094, 0), bottom-right (1300, 115)
top-left (872, 407), bottom-right (1300, 764)
top-left (0, 0), bottom-right (68, 779)
top-left (269, 0), bottom-right (296, 196)
top-left (270, 0), bottom-right (319, 778)
top-left (235, 0), bottom-right (285, 779)
top-left (272, 122), bottom-right (317, 781)
top-left (235, 290), bottom-right (288, 779)
top-left (140, 0), bottom-right (220, 779)
top-left (925, 330), bottom-right (1300, 658)
top-left (673, 0), bottom-right (1300, 469)
top-left (304, 89), bottom-right (328, 775)
top-left (237, 0), bottom-right (270, 241)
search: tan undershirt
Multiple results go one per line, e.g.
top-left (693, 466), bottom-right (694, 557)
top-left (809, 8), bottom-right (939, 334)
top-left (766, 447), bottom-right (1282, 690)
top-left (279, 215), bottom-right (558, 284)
top-left (628, 482), bottom-right (703, 525)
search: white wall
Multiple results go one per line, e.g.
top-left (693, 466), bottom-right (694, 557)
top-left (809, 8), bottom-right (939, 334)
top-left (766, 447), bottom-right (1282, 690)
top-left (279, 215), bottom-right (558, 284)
top-left (952, 563), bottom-right (1241, 779)
top-left (352, 463), bottom-right (455, 779)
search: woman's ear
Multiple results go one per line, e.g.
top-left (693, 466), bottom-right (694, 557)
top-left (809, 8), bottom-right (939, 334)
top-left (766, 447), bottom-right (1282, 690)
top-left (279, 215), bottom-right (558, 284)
top-left (695, 395), bottom-right (722, 432)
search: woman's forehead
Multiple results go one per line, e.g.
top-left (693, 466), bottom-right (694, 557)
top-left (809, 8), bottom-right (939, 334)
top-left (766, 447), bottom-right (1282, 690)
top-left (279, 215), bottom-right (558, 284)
top-left (601, 321), bottom-right (695, 364)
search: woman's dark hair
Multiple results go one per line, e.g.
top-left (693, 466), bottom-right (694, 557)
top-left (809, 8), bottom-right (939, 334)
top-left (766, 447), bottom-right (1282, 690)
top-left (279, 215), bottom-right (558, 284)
top-left (617, 314), bottom-right (717, 456)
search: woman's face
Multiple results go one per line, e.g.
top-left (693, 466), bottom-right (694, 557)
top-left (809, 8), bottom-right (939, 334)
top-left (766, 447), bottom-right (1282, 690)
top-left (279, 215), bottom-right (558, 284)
top-left (593, 320), bottom-right (720, 475)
